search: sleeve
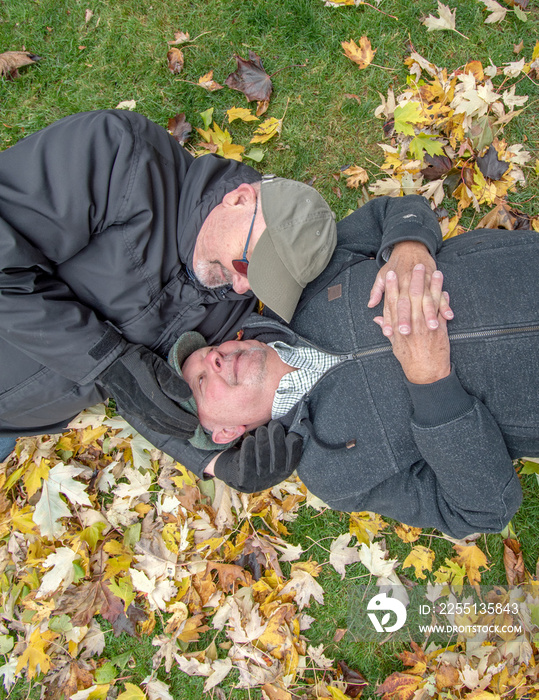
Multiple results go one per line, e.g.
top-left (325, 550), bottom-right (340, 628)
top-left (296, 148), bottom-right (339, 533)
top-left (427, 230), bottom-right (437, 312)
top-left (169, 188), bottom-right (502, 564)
top-left (323, 369), bottom-right (522, 539)
top-left (335, 194), bottom-right (443, 266)
top-left (117, 413), bottom-right (218, 479)
top-left (0, 110), bottom-right (180, 384)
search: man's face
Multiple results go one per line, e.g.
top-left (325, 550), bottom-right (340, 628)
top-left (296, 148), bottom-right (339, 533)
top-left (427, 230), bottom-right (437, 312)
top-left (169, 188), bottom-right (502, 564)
top-left (181, 339), bottom-right (281, 442)
top-left (192, 184), bottom-right (261, 295)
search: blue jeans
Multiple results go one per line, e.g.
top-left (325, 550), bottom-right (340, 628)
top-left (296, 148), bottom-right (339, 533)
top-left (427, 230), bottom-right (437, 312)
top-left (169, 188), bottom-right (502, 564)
top-left (0, 437), bottom-right (16, 461)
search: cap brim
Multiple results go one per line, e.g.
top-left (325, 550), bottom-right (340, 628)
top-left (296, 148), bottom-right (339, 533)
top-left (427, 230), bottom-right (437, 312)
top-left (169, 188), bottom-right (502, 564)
top-left (248, 231), bottom-right (303, 323)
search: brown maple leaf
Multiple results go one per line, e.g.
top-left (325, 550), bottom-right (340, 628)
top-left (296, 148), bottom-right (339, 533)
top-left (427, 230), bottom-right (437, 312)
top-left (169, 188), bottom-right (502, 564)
top-left (59, 579), bottom-right (125, 627)
top-left (503, 537), bottom-right (527, 585)
top-left (225, 51), bottom-right (273, 103)
top-left (421, 154), bottom-right (454, 181)
top-left (0, 51), bottom-right (41, 79)
top-left (167, 48), bottom-right (184, 74)
top-left (167, 113), bottom-right (192, 145)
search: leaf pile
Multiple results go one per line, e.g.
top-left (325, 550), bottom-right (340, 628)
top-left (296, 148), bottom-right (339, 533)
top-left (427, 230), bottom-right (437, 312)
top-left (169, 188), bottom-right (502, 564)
top-left (343, 44), bottom-right (539, 237)
top-left (0, 406), bottom-right (374, 698)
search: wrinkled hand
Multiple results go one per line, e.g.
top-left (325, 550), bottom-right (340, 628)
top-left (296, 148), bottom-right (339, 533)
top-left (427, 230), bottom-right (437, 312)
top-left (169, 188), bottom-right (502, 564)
top-left (368, 241), bottom-right (453, 337)
top-left (99, 344), bottom-right (198, 439)
top-left (374, 264), bottom-right (451, 384)
top-left (213, 421), bottom-right (303, 493)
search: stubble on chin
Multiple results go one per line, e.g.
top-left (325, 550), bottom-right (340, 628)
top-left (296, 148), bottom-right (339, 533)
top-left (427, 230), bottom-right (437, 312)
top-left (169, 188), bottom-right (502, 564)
top-left (193, 260), bottom-right (232, 289)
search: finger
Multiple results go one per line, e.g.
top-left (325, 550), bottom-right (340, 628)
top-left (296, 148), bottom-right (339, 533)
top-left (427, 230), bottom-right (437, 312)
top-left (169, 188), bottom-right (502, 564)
top-left (440, 290), bottom-right (454, 320)
top-left (422, 269), bottom-right (444, 330)
top-left (368, 272), bottom-right (386, 308)
top-left (408, 264), bottom-right (429, 328)
top-left (382, 270), bottom-right (400, 337)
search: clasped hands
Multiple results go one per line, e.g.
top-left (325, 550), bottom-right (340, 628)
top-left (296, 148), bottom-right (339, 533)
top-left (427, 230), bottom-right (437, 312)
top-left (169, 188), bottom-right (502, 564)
top-left (369, 241), bottom-right (452, 384)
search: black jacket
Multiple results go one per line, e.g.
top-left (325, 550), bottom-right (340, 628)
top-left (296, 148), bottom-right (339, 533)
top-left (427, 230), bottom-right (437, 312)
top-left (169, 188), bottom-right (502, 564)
top-left (0, 110), bottom-right (259, 440)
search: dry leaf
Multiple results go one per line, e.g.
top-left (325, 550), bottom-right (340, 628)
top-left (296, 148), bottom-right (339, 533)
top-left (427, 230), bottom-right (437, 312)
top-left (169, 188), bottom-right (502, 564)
top-left (478, 0), bottom-right (508, 23)
top-left (168, 113), bottom-right (192, 145)
top-left (198, 70), bottom-right (224, 92)
top-left (0, 51), bottom-right (41, 79)
top-left (250, 117), bottom-right (283, 144)
top-left (503, 537), bottom-right (526, 585)
top-left (341, 37), bottom-right (376, 70)
top-left (225, 51), bottom-right (273, 103)
top-left (422, 1), bottom-right (458, 32)
top-left (342, 165), bottom-right (369, 188)
top-left (167, 48), bottom-right (184, 74)
top-left (167, 31), bottom-right (190, 45)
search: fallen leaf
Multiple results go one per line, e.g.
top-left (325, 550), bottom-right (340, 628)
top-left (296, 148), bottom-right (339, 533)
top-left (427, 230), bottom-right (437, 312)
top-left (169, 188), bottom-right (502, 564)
top-left (403, 546), bottom-right (435, 580)
top-left (167, 113), bottom-right (192, 145)
top-left (250, 117), bottom-right (283, 144)
top-left (453, 544), bottom-right (489, 586)
top-left (198, 70), bottom-right (223, 91)
top-left (422, 1), bottom-right (465, 37)
top-left (476, 145), bottom-right (509, 180)
top-left (393, 101), bottom-right (423, 136)
top-left (336, 661), bottom-right (369, 697)
top-left (227, 107), bottom-right (259, 123)
top-left (116, 100), bottom-right (137, 111)
top-left (225, 51), bottom-right (273, 103)
top-left (394, 524), bottom-right (422, 543)
top-left (167, 48), bottom-right (184, 74)
top-left (329, 533), bottom-right (360, 578)
top-left (478, 0), bottom-right (508, 23)
top-left (342, 165), bottom-right (369, 188)
top-left (0, 51), bottom-right (41, 79)
top-left (342, 37), bottom-right (376, 70)
top-left (503, 537), bottom-right (526, 585)
top-left (375, 671), bottom-right (422, 700)
top-left (167, 31), bottom-right (190, 45)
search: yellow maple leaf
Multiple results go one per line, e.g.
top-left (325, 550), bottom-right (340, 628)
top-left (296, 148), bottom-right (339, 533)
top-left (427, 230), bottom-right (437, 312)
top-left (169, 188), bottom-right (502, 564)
top-left (15, 628), bottom-right (57, 679)
top-left (394, 524), bottom-right (422, 543)
top-left (341, 37), bottom-right (376, 70)
top-left (104, 553), bottom-right (133, 580)
top-left (250, 117), bottom-right (283, 144)
top-left (117, 683), bottom-right (146, 700)
top-left (81, 425), bottom-right (108, 446)
top-left (453, 544), bottom-right (489, 586)
top-left (403, 546), bottom-right (435, 579)
top-left (227, 107), bottom-right (259, 123)
top-left (23, 458), bottom-right (50, 498)
top-left (10, 504), bottom-right (37, 534)
top-left (349, 511), bottom-right (387, 545)
top-left (342, 165), bottom-right (369, 188)
top-left (221, 141), bottom-right (245, 161)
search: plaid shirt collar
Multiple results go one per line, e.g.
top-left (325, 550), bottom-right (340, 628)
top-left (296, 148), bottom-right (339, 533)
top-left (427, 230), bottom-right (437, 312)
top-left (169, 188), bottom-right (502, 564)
top-left (268, 341), bottom-right (340, 419)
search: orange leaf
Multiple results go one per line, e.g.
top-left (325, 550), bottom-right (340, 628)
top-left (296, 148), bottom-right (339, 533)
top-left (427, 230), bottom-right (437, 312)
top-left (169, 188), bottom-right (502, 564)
top-left (342, 37), bottom-right (376, 70)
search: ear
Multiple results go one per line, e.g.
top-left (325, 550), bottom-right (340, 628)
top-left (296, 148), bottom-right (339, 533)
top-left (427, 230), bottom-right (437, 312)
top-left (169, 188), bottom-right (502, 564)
top-left (222, 183), bottom-right (256, 209)
top-left (211, 425), bottom-right (247, 445)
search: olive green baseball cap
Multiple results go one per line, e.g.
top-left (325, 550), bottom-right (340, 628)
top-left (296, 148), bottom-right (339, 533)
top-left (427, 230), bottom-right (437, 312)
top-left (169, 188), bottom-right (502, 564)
top-left (248, 176), bottom-right (337, 323)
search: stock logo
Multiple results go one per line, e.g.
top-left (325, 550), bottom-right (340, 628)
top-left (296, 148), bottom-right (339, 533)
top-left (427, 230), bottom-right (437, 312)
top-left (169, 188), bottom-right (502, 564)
top-left (366, 592), bottom-right (407, 633)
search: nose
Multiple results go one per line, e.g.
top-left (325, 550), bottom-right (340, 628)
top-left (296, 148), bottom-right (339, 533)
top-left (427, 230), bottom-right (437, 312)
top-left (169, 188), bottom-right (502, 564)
top-left (232, 273), bottom-right (251, 295)
top-left (205, 348), bottom-right (224, 372)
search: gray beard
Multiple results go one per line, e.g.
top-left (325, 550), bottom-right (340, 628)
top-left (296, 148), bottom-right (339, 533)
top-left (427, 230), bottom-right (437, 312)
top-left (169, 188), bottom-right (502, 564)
top-left (193, 260), bottom-right (232, 289)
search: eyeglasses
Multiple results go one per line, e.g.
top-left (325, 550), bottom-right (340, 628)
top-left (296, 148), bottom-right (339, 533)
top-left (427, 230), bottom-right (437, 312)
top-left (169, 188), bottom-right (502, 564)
top-left (232, 198), bottom-right (258, 276)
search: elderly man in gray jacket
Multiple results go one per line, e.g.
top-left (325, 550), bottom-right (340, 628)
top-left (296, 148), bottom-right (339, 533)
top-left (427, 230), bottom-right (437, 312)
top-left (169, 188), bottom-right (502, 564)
top-left (0, 110), bottom-right (451, 491)
top-left (169, 196), bottom-right (538, 539)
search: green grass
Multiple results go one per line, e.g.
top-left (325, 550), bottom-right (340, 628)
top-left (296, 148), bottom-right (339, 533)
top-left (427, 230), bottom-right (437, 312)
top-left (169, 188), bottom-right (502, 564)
top-left (1, 0), bottom-right (539, 698)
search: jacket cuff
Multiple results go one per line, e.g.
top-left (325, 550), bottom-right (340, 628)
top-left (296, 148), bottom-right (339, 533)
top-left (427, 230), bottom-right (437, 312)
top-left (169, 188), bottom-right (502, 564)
top-left (377, 225), bottom-right (440, 266)
top-left (405, 366), bottom-right (474, 427)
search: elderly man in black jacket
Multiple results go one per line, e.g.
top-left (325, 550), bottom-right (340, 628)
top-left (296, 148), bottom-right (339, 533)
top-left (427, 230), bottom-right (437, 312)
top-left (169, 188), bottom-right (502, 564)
top-left (0, 110), bottom-right (451, 489)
